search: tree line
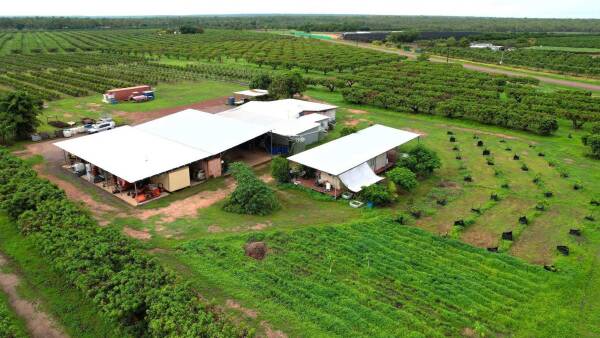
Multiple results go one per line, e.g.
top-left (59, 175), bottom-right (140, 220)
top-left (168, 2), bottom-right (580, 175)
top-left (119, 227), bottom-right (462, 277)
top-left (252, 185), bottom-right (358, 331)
top-left (1, 15), bottom-right (600, 32)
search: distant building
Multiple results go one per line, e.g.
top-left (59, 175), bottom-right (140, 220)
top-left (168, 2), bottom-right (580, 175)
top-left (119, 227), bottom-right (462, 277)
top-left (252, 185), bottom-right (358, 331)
top-left (469, 42), bottom-right (504, 51)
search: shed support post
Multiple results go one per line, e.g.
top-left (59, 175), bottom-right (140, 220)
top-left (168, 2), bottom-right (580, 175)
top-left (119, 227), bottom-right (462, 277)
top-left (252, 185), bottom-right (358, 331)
top-left (134, 182), bottom-right (137, 196)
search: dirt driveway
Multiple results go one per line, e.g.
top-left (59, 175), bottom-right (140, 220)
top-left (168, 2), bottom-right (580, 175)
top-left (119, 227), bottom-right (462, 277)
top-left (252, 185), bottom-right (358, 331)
top-left (114, 96), bottom-right (231, 125)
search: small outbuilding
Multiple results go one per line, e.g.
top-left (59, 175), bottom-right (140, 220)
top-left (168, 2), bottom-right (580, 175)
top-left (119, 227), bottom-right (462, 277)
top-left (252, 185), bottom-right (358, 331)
top-left (288, 124), bottom-right (420, 197)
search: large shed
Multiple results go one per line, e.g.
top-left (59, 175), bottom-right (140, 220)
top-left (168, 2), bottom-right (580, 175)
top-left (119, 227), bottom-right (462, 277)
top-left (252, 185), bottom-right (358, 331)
top-left (288, 124), bottom-right (420, 195)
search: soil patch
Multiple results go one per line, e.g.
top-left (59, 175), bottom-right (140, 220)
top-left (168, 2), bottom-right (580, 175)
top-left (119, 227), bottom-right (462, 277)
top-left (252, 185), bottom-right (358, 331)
top-left (345, 118), bottom-right (368, 127)
top-left (114, 96), bottom-right (231, 125)
top-left (261, 321), bottom-right (288, 338)
top-left (0, 253), bottom-right (67, 338)
top-left (207, 225), bottom-right (224, 233)
top-left (348, 109), bottom-right (369, 115)
top-left (225, 299), bottom-right (258, 319)
top-left (123, 227), bottom-right (151, 240)
top-left (138, 178), bottom-right (235, 223)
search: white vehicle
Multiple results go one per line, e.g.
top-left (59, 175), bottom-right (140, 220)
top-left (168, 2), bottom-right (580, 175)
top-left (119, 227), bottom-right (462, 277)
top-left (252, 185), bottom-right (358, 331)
top-left (87, 120), bottom-right (115, 134)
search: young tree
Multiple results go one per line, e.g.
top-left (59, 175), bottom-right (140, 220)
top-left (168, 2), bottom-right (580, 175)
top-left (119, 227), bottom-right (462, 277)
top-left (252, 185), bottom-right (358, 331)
top-left (340, 126), bottom-right (358, 136)
top-left (270, 156), bottom-right (290, 183)
top-left (223, 162), bottom-right (280, 215)
top-left (268, 72), bottom-right (306, 99)
top-left (249, 74), bottom-right (272, 90)
top-left (0, 91), bottom-right (42, 140)
top-left (358, 184), bottom-right (395, 206)
top-left (387, 167), bottom-right (418, 191)
top-left (398, 144), bottom-right (441, 177)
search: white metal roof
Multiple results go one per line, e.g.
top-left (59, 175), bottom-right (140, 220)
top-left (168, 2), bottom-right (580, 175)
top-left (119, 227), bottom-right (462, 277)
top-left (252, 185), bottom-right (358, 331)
top-left (135, 109), bottom-right (271, 155)
top-left (234, 89), bottom-right (269, 97)
top-left (288, 124), bottom-right (420, 176)
top-left (218, 101), bottom-right (334, 137)
top-left (339, 162), bottom-right (383, 192)
top-left (221, 99), bottom-right (337, 120)
top-left (298, 113), bottom-right (330, 123)
top-left (54, 126), bottom-right (209, 183)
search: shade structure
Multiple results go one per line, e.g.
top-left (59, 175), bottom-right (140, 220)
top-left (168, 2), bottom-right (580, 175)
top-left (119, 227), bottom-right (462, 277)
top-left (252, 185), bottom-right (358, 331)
top-left (338, 162), bottom-right (384, 192)
top-left (288, 124), bottom-right (420, 176)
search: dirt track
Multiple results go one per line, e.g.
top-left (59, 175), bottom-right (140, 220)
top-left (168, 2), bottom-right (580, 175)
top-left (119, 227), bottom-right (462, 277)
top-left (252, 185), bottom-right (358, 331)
top-left (0, 254), bottom-right (67, 338)
top-left (327, 39), bottom-right (600, 91)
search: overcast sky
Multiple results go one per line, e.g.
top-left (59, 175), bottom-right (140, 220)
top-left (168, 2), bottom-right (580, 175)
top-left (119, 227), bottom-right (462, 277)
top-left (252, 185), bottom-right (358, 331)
top-left (2, 0), bottom-right (599, 18)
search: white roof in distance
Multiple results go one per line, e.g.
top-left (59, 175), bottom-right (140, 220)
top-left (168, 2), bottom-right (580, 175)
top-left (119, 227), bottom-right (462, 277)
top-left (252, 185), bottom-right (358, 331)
top-left (234, 89), bottom-right (269, 97)
top-left (135, 109), bottom-right (271, 155)
top-left (54, 126), bottom-right (209, 183)
top-left (288, 124), bottom-right (420, 175)
top-left (222, 99), bottom-right (337, 120)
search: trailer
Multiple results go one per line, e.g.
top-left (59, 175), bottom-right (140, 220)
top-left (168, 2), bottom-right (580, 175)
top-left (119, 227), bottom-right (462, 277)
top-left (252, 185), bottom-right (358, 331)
top-left (103, 85), bottom-right (152, 103)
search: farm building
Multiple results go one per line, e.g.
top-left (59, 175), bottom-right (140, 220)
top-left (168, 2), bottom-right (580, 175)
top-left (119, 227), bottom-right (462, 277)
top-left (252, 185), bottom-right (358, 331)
top-left (288, 125), bottom-right (420, 197)
top-left (53, 99), bottom-right (337, 205)
top-left (218, 99), bottom-right (337, 153)
top-left (54, 109), bottom-right (271, 205)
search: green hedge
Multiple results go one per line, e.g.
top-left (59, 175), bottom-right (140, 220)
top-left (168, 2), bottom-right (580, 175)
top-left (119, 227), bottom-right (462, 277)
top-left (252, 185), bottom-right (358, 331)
top-left (0, 149), bottom-right (250, 337)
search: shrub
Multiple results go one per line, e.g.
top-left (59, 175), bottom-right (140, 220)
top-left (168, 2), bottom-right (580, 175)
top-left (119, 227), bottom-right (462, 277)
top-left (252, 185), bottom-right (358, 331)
top-left (249, 73), bottom-right (272, 90)
top-left (387, 167), bottom-right (417, 191)
top-left (358, 184), bottom-right (394, 206)
top-left (270, 156), bottom-right (290, 183)
top-left (397, 144), bottom-right (441, 177)
top-left (223, 162), bottom-right (280, 215)
top-left (340, 126), bottom-right (358, 136)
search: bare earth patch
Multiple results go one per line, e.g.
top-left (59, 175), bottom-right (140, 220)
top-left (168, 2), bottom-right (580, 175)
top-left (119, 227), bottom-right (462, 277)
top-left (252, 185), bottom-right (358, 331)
top-left (123, 227), bottom-right (152, 240)
top-left (0, 254), bottom-right (67, 338)
top-left (207, 225), bottom-right (224, 233)
top-left (225, 299), bottom-right (258, 319)
top-left (345, 118), bottom-right (368, 126)
top-left (138, 179), bottom-right (235, 223)
top-left (404, 128), bottom-right (428, 136)
top-left (261, 321), bottom-right (288, 338)
top-left (348, 108), bottom-right (369, 114)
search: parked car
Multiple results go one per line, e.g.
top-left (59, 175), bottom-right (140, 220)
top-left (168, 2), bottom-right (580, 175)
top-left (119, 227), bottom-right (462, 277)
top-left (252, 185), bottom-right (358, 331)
top-left (87, 120), bottom-right (115, 134)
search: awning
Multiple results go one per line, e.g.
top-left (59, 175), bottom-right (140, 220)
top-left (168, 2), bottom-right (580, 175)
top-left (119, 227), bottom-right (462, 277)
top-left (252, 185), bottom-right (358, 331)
top-left (338, 162), bottom-right (383, 192)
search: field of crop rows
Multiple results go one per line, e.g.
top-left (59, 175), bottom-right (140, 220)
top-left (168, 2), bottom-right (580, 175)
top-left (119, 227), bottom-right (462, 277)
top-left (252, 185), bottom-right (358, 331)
top-left (0, 52), bottom-right (265, 100)
top-left (427, 47), bottom-right (600, 77)
top-left (339, 61), bottom-right (600, 134)
top-left (0, 29), bottom-right (399, 73)
top-left (178, 219), bottom-right (550, 337)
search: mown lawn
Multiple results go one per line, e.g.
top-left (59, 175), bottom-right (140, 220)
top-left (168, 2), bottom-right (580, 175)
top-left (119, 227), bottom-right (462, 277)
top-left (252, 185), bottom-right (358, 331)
top-left (38, 80), bottom-right (243, 132)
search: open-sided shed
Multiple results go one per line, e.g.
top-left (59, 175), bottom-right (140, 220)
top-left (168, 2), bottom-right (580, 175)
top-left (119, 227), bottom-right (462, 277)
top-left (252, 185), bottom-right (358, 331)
top-left (288, 124), bottom-right (420, 195)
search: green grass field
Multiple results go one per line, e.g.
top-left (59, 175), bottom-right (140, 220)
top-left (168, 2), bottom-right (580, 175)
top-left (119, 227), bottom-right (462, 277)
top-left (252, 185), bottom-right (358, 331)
top-left (113, 86), bottom-right (600, 336)
top-left (38, 79), bottom-right (243, 132)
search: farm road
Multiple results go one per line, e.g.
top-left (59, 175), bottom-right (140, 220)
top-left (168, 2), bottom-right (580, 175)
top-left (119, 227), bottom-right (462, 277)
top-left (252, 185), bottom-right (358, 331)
top-left (327, 39), bottom-right (600, 91)
top-left (0, 253), bottom-right (67, 338)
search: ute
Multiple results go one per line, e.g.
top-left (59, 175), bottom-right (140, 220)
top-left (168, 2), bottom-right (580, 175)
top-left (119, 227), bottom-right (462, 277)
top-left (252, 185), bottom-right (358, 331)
top-left (86, 118), bottom-right (115, 134)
